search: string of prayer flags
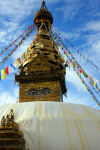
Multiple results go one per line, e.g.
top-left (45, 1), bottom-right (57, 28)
top-left (0, 26), bottom-right (35, 67)
top-left (66, 56), bottom-right (100, 107)
top-left (52, 27), bottom-right (99, 71)
top-left (0, 38), bottom-right (34, 80)
top-left (50, 28), bottom-right (100, 96)
top-left (0, 24), bottom-right (35, 57)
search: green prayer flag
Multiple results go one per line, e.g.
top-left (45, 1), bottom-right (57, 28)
top-left (26, 49), bottom-right (28, 55)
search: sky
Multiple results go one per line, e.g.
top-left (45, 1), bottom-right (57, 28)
top-left (0, 0), bottom-right (100, 110)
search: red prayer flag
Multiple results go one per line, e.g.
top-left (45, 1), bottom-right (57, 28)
top-left (18, 58), bottom-right (21, 64)
top-left (28, 47), bottom-right (29, 53)
top-left (24, 52), bottom-right (26, 57)
top-left (64, 50), bottom-right (66, 54)
top-left (33, 39), bottom-right (35, 44)
top-left (79, 69), bottom-right (82, 74)
top-left (66, 60), bottom-right (69, 65)
top-left (6, 67), bottom-right (9, 75)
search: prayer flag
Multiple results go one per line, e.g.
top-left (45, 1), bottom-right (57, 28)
top-left (66, 60), bottom-right (69, 65)
top-left (13, 61), bottom-right (17, 68)
top-left (24, 52), bottom-right (26, 57)
top-left (20, 56), bottom-right (23, 62)
top-left (28, 47), bottom-right (29, 53)
top-left (29, 45), bottom-right (31, 51)
top-left (16, 59), bottom-right (19, 67)
top-left (83, 72), bottom-right (86, 77)
top-left (6, 67), bottom-right (9, 75)
top-left (1, 69), bottom-right (6, 80)
top-left (9, 65), bottom-right (12, 73)
top-left (19, 57), bottom-right (21, 64)
top-left (79, 69), bottom-right (82, 74)
top-left (64, 50), bottom-right (66, 54)
top-left (10, 64), bottom-right (16, 70)
top-left (66, 53), bottom-right (69, 57)
top-left (22, 54), bottom-right (25, 59)
top-left (94, 81), bottom-right (96, 86)
top-left (26, 49), bottom-right (28, 55)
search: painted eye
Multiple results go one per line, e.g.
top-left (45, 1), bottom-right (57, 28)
top-left (40, 89), bottom-right (51, 95)
top-left (27, 89), bottom-right (38, 96)
top-left (27, 92), bottom-right (38, 96)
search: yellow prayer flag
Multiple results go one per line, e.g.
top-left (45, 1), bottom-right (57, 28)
top-left (71, 63), bottom-right (73, 67)
top-left (35, 35), bottom-right (37, 39)
top-left (87, 74), bottom-right (90, 78)
top-left (16, 60), bottom-right (19, 67)
top-left (22, 54), bottom-right (24, 59)
top-left (66, 53), bottom-right (69, 57)
top-left (29, 45), bottom-right (31, 50)
top-left (94, 81), bottom-right (96, 86)
top-left (1, 69), bottom-right (6, 80)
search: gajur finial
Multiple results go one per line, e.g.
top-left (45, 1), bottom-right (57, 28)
top-left (41, 0), bottom-right (47, 10)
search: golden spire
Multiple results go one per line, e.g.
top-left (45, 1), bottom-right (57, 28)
top-left (41, 0), bottom-right (47, 10)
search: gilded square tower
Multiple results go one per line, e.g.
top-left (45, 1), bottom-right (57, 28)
top-left (15, 0), bottom-right (67, 102)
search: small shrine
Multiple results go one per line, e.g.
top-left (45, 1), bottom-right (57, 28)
top-left (15, 0), bottom-right (67, 102)
top-left (0, 109), bottom-right (25, 149)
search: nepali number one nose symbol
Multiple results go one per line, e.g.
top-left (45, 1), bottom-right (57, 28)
top-left (27, 88), bottom-right (51, 101)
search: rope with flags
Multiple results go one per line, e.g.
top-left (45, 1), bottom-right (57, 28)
top-left (0, 25), bottom-right (36, 67)
top-left (0, 38), bottom-right (35, 81)
top-left (50, 28), bottom-right (100, 93)
top-left (0, 24), bottom-right (35, 57)
top-left (52, 27), bottom-right (99, 71)
top-left (49, 27), bottom-right (100, 106)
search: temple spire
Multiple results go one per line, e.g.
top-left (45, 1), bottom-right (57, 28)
top-left (41, 0), bottom-right (47, 10)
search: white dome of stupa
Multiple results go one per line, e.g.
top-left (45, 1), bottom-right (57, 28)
top-left (0, 101), bottom-right (100, 150)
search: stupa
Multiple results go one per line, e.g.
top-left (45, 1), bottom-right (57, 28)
top-left (0, 1), bottom-right (100, 150)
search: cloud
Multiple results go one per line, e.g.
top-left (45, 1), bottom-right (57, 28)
top-left (55, 0), bottom-right (82, 21)
top-left (0, 0), bottom-right (40, 21)
top-left (83, 21), bottom-right (100, 32)
top-left (66, 67), bottom-right (87, 91)
top-left (63, 90), bottom-right (100, 110)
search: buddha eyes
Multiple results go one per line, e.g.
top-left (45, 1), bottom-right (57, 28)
top-left (27, 88), bottom-right (51, 96)
top-left (27, 92), bottom-right (38, 96)
top-left (40, 90), bottom-right (51, 95)
top-left (40, 88), bottom-right (51, 95)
